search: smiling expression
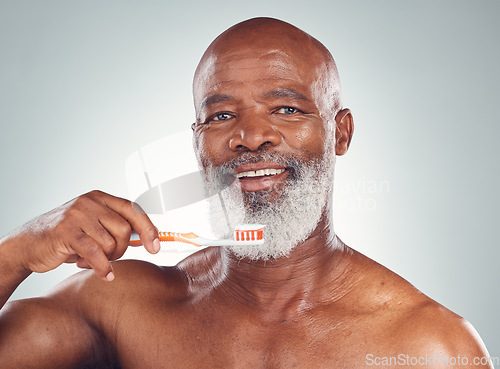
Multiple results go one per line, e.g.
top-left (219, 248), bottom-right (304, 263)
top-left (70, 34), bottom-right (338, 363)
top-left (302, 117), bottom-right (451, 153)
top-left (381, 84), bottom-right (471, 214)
top-left (192, 19), bottom-right (342, 193)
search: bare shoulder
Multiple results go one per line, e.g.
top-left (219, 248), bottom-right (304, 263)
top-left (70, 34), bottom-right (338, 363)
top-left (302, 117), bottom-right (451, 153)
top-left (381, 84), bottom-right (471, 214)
top-left (0, 260), bottom-right (191, 368)
top-left (349, 250), bottom-right (492, 367)
top-left (46, 248), bottom-right (224, 331)
top-left (49, 259), bottom-right (191, 317)
top-left (397, 301), bottom-right (491, 361)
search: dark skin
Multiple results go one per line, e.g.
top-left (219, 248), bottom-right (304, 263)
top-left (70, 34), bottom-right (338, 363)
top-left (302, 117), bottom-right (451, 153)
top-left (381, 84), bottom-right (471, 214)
top-left (0, 18), bottom-right (492, 368)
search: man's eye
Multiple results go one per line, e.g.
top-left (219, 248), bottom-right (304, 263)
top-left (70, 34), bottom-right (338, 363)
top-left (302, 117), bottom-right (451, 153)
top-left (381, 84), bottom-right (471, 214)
top-left (277, 106), bottom-right (299, 115)
top-left (212, 113), bottom-right (233, 121)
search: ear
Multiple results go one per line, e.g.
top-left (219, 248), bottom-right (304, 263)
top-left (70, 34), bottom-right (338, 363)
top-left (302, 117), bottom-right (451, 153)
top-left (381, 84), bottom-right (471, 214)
top-left (334, 108), bottom-right (354, 156)
top-left (191, 123), bottom-right (200, 154)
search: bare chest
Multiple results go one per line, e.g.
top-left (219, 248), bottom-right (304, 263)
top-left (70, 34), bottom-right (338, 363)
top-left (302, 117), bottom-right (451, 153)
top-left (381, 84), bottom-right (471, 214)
top-left (106, 305), bottom-right (374, 369)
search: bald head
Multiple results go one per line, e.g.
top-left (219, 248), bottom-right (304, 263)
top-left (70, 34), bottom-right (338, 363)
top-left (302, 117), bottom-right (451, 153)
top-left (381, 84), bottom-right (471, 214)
top-left (193, 17), bottom-right (343, 124)
top-left (198, 17), bottom-right (332, 61)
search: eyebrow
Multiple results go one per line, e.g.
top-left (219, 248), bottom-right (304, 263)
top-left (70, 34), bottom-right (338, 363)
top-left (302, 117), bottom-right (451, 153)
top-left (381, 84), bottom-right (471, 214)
top-left (263, 88), bottom-right (310, 101)
top-left (200, 88), bottom-right (310, 110)
top-left (201, 94), bottom-right (233, 109)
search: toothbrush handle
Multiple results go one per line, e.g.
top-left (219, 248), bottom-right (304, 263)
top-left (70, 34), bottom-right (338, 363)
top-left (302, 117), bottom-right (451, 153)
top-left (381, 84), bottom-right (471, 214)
top-left (129, 231), bottom-right (202, 247)
top-left (158, 232), bottom-right (198, 244)
top-left (129, 231), bottom-right (141, 246)
top-left (157, 232), bottom-right (177, 242)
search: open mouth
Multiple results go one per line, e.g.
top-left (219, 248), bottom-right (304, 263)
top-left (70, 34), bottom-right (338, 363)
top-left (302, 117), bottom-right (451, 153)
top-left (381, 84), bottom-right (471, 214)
top-left (234, 166), bottom-right (289, 192)
top-left (235, 168), bottom-right (285, 179)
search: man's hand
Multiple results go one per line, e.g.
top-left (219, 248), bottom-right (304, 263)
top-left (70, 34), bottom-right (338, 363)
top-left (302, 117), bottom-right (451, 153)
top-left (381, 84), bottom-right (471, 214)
top-left (8, 190), bottom-right (160, 282)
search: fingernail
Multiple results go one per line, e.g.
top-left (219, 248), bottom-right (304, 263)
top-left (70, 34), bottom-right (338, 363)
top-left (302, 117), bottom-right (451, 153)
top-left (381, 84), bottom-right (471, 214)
top-left (152, 238), bottom-right (161, 253)
top-left (106, 272), bottom-right (115, 282)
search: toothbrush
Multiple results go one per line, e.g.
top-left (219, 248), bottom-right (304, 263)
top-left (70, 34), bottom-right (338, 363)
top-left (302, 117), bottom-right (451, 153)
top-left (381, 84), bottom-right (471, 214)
top-left (129, 224), bottom-right (265, 247)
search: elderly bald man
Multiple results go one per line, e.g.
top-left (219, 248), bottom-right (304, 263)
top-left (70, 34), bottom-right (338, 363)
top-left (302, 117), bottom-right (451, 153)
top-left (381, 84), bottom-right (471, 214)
top-left (0, 18), bottom-right (492, 369)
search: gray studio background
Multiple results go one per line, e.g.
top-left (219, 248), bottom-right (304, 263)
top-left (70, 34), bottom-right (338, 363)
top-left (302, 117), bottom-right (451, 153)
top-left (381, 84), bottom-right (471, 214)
top-left (1, 0), bottom-right (498, 354)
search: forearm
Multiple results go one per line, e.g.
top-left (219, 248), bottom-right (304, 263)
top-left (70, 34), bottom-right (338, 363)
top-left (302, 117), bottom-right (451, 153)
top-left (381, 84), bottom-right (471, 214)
top-left (0, 234), bottom-right (32, 308)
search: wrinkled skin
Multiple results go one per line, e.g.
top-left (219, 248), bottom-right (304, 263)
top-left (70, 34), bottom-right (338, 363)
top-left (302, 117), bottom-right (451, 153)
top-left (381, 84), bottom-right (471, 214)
top-left (0, 18), bottom-right (492, 369)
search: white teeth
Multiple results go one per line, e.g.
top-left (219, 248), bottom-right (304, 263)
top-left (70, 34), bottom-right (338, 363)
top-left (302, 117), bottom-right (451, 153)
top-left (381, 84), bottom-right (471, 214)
top-left (236, 168), bottom-right (285, 179)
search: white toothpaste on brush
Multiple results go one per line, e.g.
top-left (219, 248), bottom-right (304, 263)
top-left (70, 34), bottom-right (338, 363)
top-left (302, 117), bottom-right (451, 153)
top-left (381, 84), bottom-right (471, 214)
top-left (129, 224), bottom-right (265, 247)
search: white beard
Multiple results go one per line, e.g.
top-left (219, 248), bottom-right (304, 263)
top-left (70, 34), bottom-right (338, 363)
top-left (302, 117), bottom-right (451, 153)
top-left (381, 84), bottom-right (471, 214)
top-left (202, 148), bottom-right (335, 261)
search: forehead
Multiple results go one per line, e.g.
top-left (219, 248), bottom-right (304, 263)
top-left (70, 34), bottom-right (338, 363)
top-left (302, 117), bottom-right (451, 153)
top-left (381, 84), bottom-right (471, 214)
top-left (193, 47), bottom-right (322, 109)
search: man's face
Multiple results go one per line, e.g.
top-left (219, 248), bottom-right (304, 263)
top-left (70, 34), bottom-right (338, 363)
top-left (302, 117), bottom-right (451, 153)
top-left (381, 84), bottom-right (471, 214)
top-left (193, 44), bottom-right (333, 183)
top-left (192, 43), bottom-right (337, 260)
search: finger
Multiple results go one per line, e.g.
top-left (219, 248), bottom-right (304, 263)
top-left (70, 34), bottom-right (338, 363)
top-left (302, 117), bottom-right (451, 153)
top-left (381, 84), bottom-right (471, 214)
top-left (95, 192), bottom-right (160, 254)
top-left (126, 203), bottom-right (160, 254)
top-left (70, 232), bottom-right (114, 281)
top-left (96, 212), bottom-right (133, 259)
top-left (81, 222), bottom-right (117, 258)
top-left (62, 192), bottom-right (121, 257)
top-left (64, 255), bottom-right (79, 264)
top-left (107, 236), bottom-right (130, 261)
top-left (75, 194), bottom-right (134, 260)
top-left (76, 257), bottom-right (91, 269)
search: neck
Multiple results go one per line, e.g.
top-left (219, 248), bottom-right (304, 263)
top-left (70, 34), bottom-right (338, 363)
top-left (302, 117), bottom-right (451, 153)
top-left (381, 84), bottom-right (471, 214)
top-left (218, 218), bottom-right (357, 319)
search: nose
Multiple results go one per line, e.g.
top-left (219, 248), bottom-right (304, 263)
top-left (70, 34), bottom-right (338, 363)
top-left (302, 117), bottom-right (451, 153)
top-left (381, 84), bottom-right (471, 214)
top-left (229, 115), bottom-right (282, 152)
